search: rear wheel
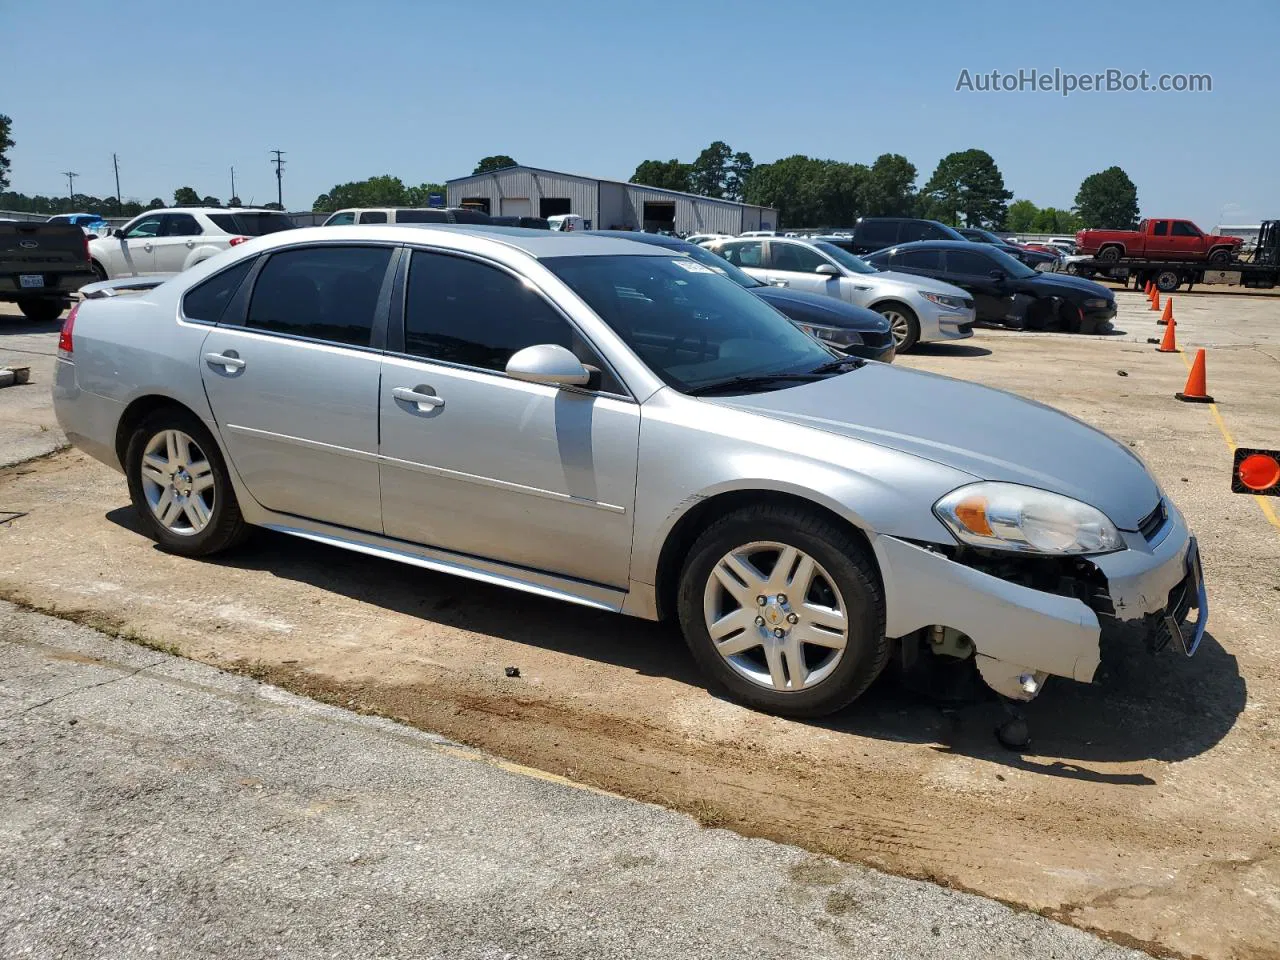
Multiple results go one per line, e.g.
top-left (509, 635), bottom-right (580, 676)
top-left (17, 298), bottom-right (65, 323)
top-left (875, 303), bottom-right (920, 352)
top-left (125, 407), bottom-right (248, 557)
top-left (1097, 246), bottom-right (1122, 262)
top-left (91, 260), bottom-right (108, 282)
top-left (677, 504), bottom-right (888, 717)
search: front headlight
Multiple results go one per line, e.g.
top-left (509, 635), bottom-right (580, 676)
top-left (933, 482), bottom-right (1124, 555)
top-left (1083, 298), bottom-right (1109, 309)
top-left (920, 291), bottom-right (969, 311)
top-left (794, 322), bottom-right (862, 347)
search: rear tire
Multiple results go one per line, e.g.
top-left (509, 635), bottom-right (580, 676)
top-left (875, 303), bottom-right (920, 352)
top-left (91, 260), bottom-right (108, 282)
top-left (1097, 246), bottom-right (1122, 263)
top-left (125, 407), bottom-right (248, 557)
top-left (676, 503), bottom-right (888, 718)
top-left (17, 298), bottom-right (65, 323)
top-left (1155, 270), bottom-right (1181, 293)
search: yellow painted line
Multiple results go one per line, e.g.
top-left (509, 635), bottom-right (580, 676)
top-left (1175, 348), bottom-right (1280, 533)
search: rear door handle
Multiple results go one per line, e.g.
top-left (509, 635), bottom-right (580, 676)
top-left (393, 386), bottom-right (445, 410)
top-left (204, 351), bottom-right (245, 372)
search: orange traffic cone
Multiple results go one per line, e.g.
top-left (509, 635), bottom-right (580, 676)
top-left (1175, 349), bottom-right (1214, 403)
top-left (1144, 280), bottom-right (1153, 296)
top-left (1158, 297), bottom-right (1174, 326)
top-left (1150, 289), bottom-right (1161, 311)
top-left (1156, 316), bottom-right (1178, 352)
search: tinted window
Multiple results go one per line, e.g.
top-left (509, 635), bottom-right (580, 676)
top-left (182, 259), bottom-right (254, 323)
top-left (769, 242), bottom-right (829, 273)
top-left (857, 220), bottom-right (898, 244)
top-left (393, 209), bottom-right (449, 223)
top-left (1172, 221), bottom-right (1200, 237)
top-left (719, 240), bottom-right (763, 267)
top-left (403, 251), bottom-right (619, 391)
top-left (358, 211), bottom-right (388, 224)
top-left (324, 212), bottom-right (356, 226)
top-left (901, 221), bottom-right (949, 242)
top-left (209, 212), bottom-right (296, 235)
top-left (125, 216), bottom-right (162, 239)
top-left (894, 249), bottom-right (943, 270)
top-left (1153, 221), bottom-right (1169, 236)
top-left (245, 245), bottom-right (391, 347)
top-left (162, 213), bottom-right (202, 237)
top-left (945, 250), bottom-right (997, 275)
top-left (449, 207), bottom-right (492, 224)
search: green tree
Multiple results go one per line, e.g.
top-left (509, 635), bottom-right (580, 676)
top-left (1005, 199), bottom-right (1039, 233)
top-left (200, 195), bottom-right (221, 208)
top-left (1030, 206), bottom-right (1080, 233)
top-left (0, 114), bottom-right (14, 192)
top-left (745, 155), bottom-right (866, 227)
top-left (404, 182), bottom-right (447, 206)
top-left (725, 152), bottom-right (754, 202)
top-left (312, 174), bottom-right (409, 212)
top-left (473, 155), bottom-right (517, 175)
top-left (173, 186), bottom-right (200, 206)
top-left (861, 153), bottom-right (917, 217)
top-left (689, 140), bottom-right (734, 198)
top-left (630, 159), bottom-right (692, 192)
top-left (228, 195), bottom-right (242, 207)
top-left (921, 149), bottom-right (1012, 228)
top-left (147, 198), bottom-right (165, 209)
top-left (262, 201), bottom-right (284, 211)
top-left (1073, 166), bottom-right (1139, 229)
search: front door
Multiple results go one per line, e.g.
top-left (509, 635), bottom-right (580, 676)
top-left (942, 248), bottom-right (1013, 321)
top-left (763, 241), bottom-right (844, 299)
top-left (199, 243), bottom-right (395, 533)
top-left (378, 249), bottom-right (640, 587)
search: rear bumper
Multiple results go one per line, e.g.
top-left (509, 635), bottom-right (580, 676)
top-left (52, 358), bottom-right (125, 471)
top-left (1, 270), bottom-right (96, 298)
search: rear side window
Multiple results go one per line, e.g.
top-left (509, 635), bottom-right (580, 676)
top-left (182, 259), bottom-right (254, 323)
top-left (857, 220), bottom-right (898, 245)
top-left (244, 245), bottom-right (392, 347)
top-left (719, 241), bottom-right (763, 267)
top-left (945, 250), bottom-right (996, 275)
top-left (162, 213), bottom-right (203, 237)
top-left (358, 211), bottom-right (388, 224)
top-left (208, 212), bottom-right (297, 236)
top-left (394, 209), bottom-right (449, 223)
top-left (449, 207), bottom-right (492, 224)
top-left (323, 211), bottom-right (357, 226)
top-left (894, 249), bottom-right (942, 270)
top-left (901, 221), bottom-right (950, 242)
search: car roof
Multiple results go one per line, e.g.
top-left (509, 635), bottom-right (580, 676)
top-left (872, 240), bottom-right (992, 252)
top-left (262, 224), bottom-right (671, 258)
top-left (592, 230), bottom-right (691, 249)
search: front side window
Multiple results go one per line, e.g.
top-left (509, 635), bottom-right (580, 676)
top-left (546, 254), bottom-right (836, 393)
top-left (1152, 221), bottom-right (1169, 236)
top-left (402, 250), bottom-right (619, 391)
top-left (124, 217), bottom-right (162, 239)
top-left (162, 213), bottom-right (203, 237)
top-left (182, 259), bottom-right (254, 323)
top-left (244, 245), bottom-right (392, 347)
top-left (768, 243), bottom-right (829, 273)
top-left (324, 211), bottom-right (356, 226)
top-left (1172, 221), bottom-right (1200, 237)
top-left (717, 240), bottom-right (763, 267)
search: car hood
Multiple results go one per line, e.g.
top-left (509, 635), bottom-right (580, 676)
top-left (753, 285), bottom-right (890, 331)
top-left (871, 270), bottom-right (973, 299)
top-left (713, 364), bottom-right (1159, 529)
top-left (1020, 271), bottom-right (1114, 298)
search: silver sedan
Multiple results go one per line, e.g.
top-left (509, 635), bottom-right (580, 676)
top-left (54, 226), bottom-right (1205, 742)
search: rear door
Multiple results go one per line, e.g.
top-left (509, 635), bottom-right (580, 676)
top-left (941, 248), bottom-right (1011, 320)
top-left (199, 243), bottom-right (396, 533)
top-left (151, 213), bottom-right (207, 273)
top-left (886, 247), bottom-right (944, 280)
top-left (763, 241), bottom-right (841, 297)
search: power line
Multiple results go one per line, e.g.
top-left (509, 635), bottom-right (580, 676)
top-left (270, 149), bottom-right (286, 209)
top-left (62, 170), bottom-right (78, 203)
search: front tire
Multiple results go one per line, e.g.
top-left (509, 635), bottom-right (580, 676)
top-left (875, 303), bottom-right (920, 352)
top-left (17, 298), bottom-right (65, 323)
top-left (1155, 269), bottom-right (1181, 293)
top-left (125, 407), bottom-right (247, 557)
top-left (676, 504), bottom-right (888, 717)
top-left (1207, 248), bottom-right (1232, 266)
top-left (91, 260), bottom-right (108, 282)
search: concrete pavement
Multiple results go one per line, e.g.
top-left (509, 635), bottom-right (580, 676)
top-left (0, 601), bottom-right (1150, 960)
top-left (0, 302), bottom-right (65, 467)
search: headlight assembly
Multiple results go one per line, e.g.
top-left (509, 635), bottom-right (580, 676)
top-left (934, 482), bottom-right (1124, 555)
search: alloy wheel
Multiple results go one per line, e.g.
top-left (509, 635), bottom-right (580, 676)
top-left (139, 429), bottom-right (216, 536)
top-left (702, 541), bottom-right (849, 692)
top-left (881, 311), bottom-right (911, 347)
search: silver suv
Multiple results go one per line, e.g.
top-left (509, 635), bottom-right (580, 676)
top-left (706, 236), bottom-right (975, 351)
top-left (54, 226), bottom-right (1205, 737)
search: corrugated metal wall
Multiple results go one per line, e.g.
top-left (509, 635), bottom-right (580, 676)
top-left (448, 170), bottom-right (599, 224)
top-left (598, 182), bottom-right (628, 229)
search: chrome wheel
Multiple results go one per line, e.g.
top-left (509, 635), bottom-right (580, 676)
top-left (702, 541), bottom-right (849, 692)
top-left (139, 429), bottom-right (216, 536)
top-left (881, 310), bottom-right (911, 347)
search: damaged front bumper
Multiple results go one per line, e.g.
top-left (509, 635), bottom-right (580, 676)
top-left (872, 498), bottom-right (1205, 701)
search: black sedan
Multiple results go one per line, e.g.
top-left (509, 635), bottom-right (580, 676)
top-left (864, 241), bottom-right (1116, 333)
top-left (594, 231), bottom-right (896, 362)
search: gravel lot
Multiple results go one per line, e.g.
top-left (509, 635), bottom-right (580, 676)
top-left (2, 288), bottom-right (1278, 958)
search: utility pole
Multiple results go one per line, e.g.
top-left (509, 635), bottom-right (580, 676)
top-left (112, 154), bottom-right (122, 205)
top-left (62, 170), bottom-right (78, 207)
top-left (270, 149), bottom-right (286, 209)
top-left (230, 166), bottom-right (237, 203)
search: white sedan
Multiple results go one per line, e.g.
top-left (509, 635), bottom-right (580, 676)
top-left (88, 208), bottom-right (296, 279)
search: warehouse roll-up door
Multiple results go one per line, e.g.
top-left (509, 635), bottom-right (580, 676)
top-left (501, 198), bottom-right (532, 217)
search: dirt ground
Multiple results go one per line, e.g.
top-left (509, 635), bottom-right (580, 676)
top-left (2, 289), bottom-right (1279, 959)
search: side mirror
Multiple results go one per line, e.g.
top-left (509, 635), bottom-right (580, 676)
top-left (988, 269), bottom-right (1006, 281)
top-left (505, 343), bottom-right (591, 387)
top-left (113, 228), bottom-right (125, 239)
top-left (815, 263), bottom-right (841, 277)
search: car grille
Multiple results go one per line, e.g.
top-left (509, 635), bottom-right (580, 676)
top-left (864, 330), bottom-right (894, 348)
top-left (1137, 500), bottom-right (1167, 542)
top-left (955, 323), bottom-right (974, 334)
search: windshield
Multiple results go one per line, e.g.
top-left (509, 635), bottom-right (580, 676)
top-left (984, 246), bottom-right (1037, 278)
top-left (812, 241), bottom-right (877, 274)
top-left (545, 254), bottom-right (839, 393)
top-left (676, 242), bottom-right (764, 289)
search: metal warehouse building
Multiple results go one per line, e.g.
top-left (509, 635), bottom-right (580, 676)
top-left (446, 166), bottom-right (778, 234)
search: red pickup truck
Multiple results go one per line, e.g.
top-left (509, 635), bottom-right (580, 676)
top-left (1075, 219), bottom-right (1242, 264)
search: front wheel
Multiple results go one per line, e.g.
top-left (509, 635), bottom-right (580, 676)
top-left (1207, 248), bottom-right (1232, 266)
top-left (875, 303), bottom-right (920, 352)
top-left (677, 504), bottom-right (888, 717)
top-left (125, 407), bottom-right (248, 557)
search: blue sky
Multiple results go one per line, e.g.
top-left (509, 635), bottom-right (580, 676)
top-left (3, 0), bottom-right (1276, 227)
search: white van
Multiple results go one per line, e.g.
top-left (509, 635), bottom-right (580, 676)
top-left (547, 214), bottom-right (587, 232)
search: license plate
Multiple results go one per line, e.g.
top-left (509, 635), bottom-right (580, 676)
top-left (19, 274), bottom-right (43, 288)
top-left (1165, 538), bottom-right (1207, 657)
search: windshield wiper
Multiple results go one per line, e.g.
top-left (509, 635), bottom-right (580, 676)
top-left (685, 373), bottom-right (828, 396)
top-left (808, 355), bottom-right (866, 375)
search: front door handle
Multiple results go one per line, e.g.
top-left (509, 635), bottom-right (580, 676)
top-left (393, 386), bottom-right (445, 410)
top-left (185, 240), bottom-right (195, 248)
top-left (204, 351), bottom-right (245, 373)
top-left (143, 242), bottom-right (153, 252)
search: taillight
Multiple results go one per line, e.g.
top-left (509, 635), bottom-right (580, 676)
top-left (58, 303), bottom-right (78, 353)
top-left (228, 236), bottom-right (250, 246)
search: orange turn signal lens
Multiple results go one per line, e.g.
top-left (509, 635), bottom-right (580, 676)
top-left (954, 496), bottom-right (993, 536)
top-left (1238, 453), bottom-right (1280, 492)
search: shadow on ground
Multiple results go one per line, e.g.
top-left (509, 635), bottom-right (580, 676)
top-left (908, 343), bottom-right (992, 358)
top-left (0, 318), bottom-right (63, 337)
top-left (107, 508), bottom-right (1246, 782)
